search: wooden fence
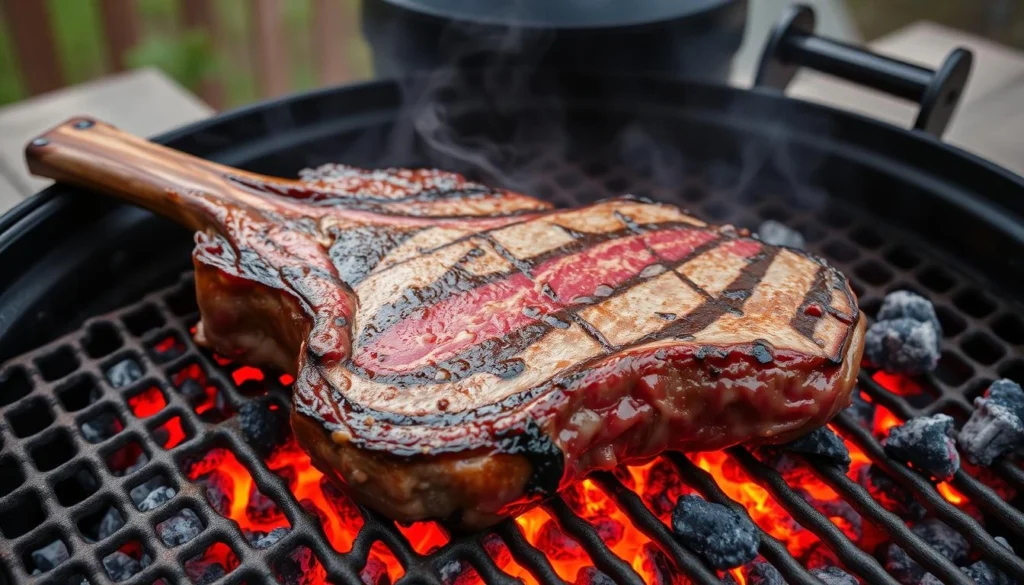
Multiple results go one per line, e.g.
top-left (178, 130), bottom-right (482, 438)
top-left (0, 0), bottom-right (359, 110)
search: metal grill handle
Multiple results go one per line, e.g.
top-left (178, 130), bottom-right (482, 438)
top-left (754, 4), bottom-right (973, 138)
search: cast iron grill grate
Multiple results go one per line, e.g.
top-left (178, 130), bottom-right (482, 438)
top-left (1, 156), bottom-right (1023, 585)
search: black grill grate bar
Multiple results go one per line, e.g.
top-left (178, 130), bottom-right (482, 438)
top-left (803, 458), bottom-right (974, 585)
top-left (665, 453), bottom-right (825, 585)
top-left (727, 447), bottom-right (902, 585)
top-left (591, 472), bottom-right (725, 585)
top-left (832, 412), bottom-right (1024, 580)
top-left (545, 497), bottom-right (647, 585)
top-left (454, 538), bottom-right (523, 585)
top-left (494, 519), bottom-right (568, 585)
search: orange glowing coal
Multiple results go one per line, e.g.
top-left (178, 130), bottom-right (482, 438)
top-left (176, 362), bottom-right (984, 585)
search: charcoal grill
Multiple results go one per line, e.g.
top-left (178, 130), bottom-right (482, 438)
top-left (2, 6), bottom-right (1024, 585)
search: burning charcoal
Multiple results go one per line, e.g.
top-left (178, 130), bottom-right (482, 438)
top-left (201, 470), bottom-right (233, 516)
top-left (883, 414), bottom-right (961, 481)
top-left (722, 572), bottom-right (739, 585)
top-left (537, 519), bottom-right (586, 560)
top-left (637, 543), bottom-right (683, 585)
top-left (179, 379), bottom-right (206, 405)
top-left (796, 489), bottom-right (862, 541)
top-left (810, 567), bottom-right (857, 585)
top-left (319, 476), bottom-right (363, 524)
top-left (248, 527), bottom-right (290, 549)
top-left (804, 543), bottom-right (841, 570)
top-left (865, 318), bottom-right (941, 375)
top-left (672, 495), bottom-right (760, 569)
top-left (81, 412), bottom-right (122, 443)
top-left (138, 486), bottom-right (176, 511)
top-left (858, 465), bottom-right (925, 520)
top-left (31, 540), bottom-right (70, 572)
top-left (361, 556), bottom-right (391, 585)
top-left (98, 507), bottom-right (125, 540)
top-left (103, 551), bottom-right (143, 581)
top-left (642, 458), bottom-right (690, 518)
top-left (778, 426), bottom-right (851, 469)
top-left (157, 508), bottom-right (203, 546)
top-left (483, 532), bottom-right (511, 569)
top-left (301, 498), bottom-right (329, 527)
top-left (757, 220), bottom-right (805, 249)
top-left (188, 562), bottom-right (226, 585)
top-left (877, 291), bottom-right (942, 335)
top-left (575, 567), bottom-right (616, 585)
top-left (239, 396), bottom-right (288, 457)
top-left (959, 379), bottom-right (1024, 466)
top-left (961, 560), bottom-right (1013, 585)
top-left (131, 476), bottom-right (170, 505)
top-left (845, 391), bottom-right (876, 429)
top-left (106, 358), bottom-right (143, 388)
top-left (246, 483), bottom-right (284, 523)
top-left (884, 519), bottom-right (969, 585)
top-left (276, 546), bottom-right (318, 585)
top-left (744, 560), bottom-right (786, 585)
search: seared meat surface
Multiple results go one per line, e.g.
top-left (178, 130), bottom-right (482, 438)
top-left (27, 118), bottom-right (865, 528)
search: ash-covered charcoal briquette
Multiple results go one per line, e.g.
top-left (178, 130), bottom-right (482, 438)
top-left (672, 495), bottom-right (760, 569)
top-left (778, 426), bottom-right (851, 469)
top-left (81, 412), bottom-right (122, 443)
top-left (179, 378), bottom-right (206, 405)
top-left (845, 391), bottom-right (876, 429)
top-left (810, 566), bottom-right (858, 585)
top-left (247, 527), bottom-right (290, 549)
top-left (103, 551), bottom-right (143, 581)
top-left (962, 559), bottom-right (1015, 585)
top-left (744, 560), bottom-right (786, 585)
top-left (239, 396), bottom-right (289, 457)
top-left (31, 540), bottom-right (70, 573)
top-left (883, 414), bottom-right (961, 481)
top-left (106, 357), bottom-right (144, 388)
top-left (98, 507), bottom-right (125, 540)
top-left (884, 518), bottom-right (969, 585)
top-left (959, 379), bottom-right (1024, 466)
top-left (575, 567), bottom-right (616, 585)
top-left (138, 485), bottom-right (176, 511)
top-left (757, 220), bottom-right (805, 249)
top-left (157, 509), bottom-right (203, 546)
top-left (877, 291), bottom-right (942, 335)
top-left (865, 317), bottom-right (941, 375)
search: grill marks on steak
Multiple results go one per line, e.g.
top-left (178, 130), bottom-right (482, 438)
top-left (26, 118), bottom-right (865, 528)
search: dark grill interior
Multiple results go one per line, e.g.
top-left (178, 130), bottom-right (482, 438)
top-left (1, 151), bottom-right (1023, 585)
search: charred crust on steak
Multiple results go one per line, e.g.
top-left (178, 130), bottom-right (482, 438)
top-left (495, 419), bottom-right (564, 496)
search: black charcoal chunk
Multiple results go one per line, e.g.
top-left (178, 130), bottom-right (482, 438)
top-left (81, 412), bottom-right (121, 443)
top-left (239, 397), bottom-right (288, 458)
top-left (744, 560), bottom-right (786, 585)
top-left (103, 551), bottom-right (142, 581)
top-left (883, 414), bottom-right (960, 481)
top-left (157, 509), bottom-right (203, 546)
top-left (797, 489), bottom-right (862, 540)
top-left (779, 426), bottom-right (851, 469)
top-left (98, 507), bottom-right (124, 540)
top-left (858, 465), bottom-right (926, 520)
top-left (884, 519), bottom-right (969, 584)
top-left (672, 495), bottom-right (760, 569)
top-left (248, 527), bottom-right (289, 549)
top-left (757, 220), bottom-right (805, 249)
top-left (877, 291), bottom-right (942, 335)
top-left (179, 379), bottom-right (206, 405)
top-left (810, 566), bottom-right (858, 585)
top-left (138, 485), bottom-right (176, 511)
top-left (106, 358), bottom-right (143, 388)
top-left (195, 564), bottom-right (226, 585)
top-left (959, 379), bottom-right (1024, 466)
top-left (31, 540), bottom-right (70, 572)
top-left (846, 391), bottom-right (876, 429)
top-left (361, 556), bottom-right (390, 585)
top-left (276, 547), bottom-right (317, 585)
top-left (865, 318), bottom-right (941, 375)
top-left (574, 567), bottom-right (615, 585)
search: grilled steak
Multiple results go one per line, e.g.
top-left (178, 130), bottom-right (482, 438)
top-left (27, 118), bottom-right (865, 528)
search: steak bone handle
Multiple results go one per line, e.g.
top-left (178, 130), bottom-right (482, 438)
top-left (24, 117), bottom-right (307, 231)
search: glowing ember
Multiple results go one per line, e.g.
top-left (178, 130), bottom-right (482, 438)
top-left (872, 371), bottom-right (923, 396)
top-left (173, 359), bottom-right (999, 585)
top-left (127, 385), bottom-right (166, 418)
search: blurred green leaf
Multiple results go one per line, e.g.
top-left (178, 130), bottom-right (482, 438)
top-left (126, 30), bottom-right (217, 91)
